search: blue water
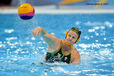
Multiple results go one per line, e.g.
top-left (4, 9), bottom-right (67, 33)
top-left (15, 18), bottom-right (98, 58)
top-left (0, 14), bottom-right (114, 76)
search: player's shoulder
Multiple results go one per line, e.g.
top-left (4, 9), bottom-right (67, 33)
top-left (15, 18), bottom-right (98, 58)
top-left (72, 46), bottom-right (79, 54)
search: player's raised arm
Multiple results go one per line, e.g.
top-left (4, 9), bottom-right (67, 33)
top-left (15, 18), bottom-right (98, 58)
top-left (32, 27), bottom-right (61, 51)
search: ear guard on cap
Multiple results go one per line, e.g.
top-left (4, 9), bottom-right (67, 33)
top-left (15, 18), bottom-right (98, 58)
top-left (65, 30), bottom-right (69, 38)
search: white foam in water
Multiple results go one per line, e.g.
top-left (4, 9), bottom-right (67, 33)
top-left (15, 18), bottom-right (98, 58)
top-left (83, 69), bottom-right (91, 72)
top-left (4, 29), bottom-right (14, 33)
top-left (88, 29), bottom-right (95, 32)
top-left (100, 26), bottom-right (105, 29)
top-left (81, 54), bottom-right (92, 61)
top-left (26, 41), bottom-right (31, 45)
top-left (75, 21), bottom-right (81, 25)
top-left (50, 32), bottom-right (55, 35)
top-left (95, 32), bottom-right (99, 36)
top-left (90, 35), bottom-right (94, 38)
top-left (84, 36), bottom-right (90, 40)
top-left (0, 43), bottom-right (6, 48)
top-left (95, 40), bottom-right (98, 42)
top-left (79, 44), bottom-right (91, 49)
top-left (43, 41), bottom-right (46, 44)
top-left (6, 37), bottom-right (17, 41)
top-left (38, 47), bottom-right (45, 49)
top-left (52, 67), bottom-right (81, 75)
top-left (99, 48), bottom-right (110, 56)
top-left (93, 26), bottom-right (100, 30)
top-left (105, 21), bottom-right (113, 28)
top-left (79, 43), bottom-right (111, 49)
top-left (31, 37), bottom-right (35, 40)
top-left (85, 21), bottom-right (102, 26)
top-left (0, 45), bottom-right (2, 47)
top-left (104, 38), bottom-right (106, 40)
top-left (14, 48), bottom-right (22, 54)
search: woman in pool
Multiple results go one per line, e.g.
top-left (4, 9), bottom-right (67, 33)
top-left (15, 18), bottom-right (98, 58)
top-left (32, 27), bottom-right (81, 64)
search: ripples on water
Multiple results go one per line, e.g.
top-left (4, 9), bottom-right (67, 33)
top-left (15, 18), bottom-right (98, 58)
top-left (0, 14), bottom-right (114, 76)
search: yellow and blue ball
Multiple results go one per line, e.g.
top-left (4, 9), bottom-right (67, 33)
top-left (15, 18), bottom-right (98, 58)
top-left (18, 3), bottom-right (35, 20)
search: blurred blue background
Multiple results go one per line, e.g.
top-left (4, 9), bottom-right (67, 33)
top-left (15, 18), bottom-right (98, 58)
top-left (11, 0), bottom-right (114, 6)
top-left (0, 0), bottom-right (114, 6)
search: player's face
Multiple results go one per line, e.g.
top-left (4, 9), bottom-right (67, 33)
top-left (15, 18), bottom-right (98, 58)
top-left (66, 30), bottom-right (78, 44)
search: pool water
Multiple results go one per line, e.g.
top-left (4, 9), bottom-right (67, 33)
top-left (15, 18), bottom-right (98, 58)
top-left (0, 14), bottom-right (114, 76)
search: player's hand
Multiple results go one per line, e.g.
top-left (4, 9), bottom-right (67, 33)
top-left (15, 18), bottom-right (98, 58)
top-left (32, 27), bottom-right (41, 37)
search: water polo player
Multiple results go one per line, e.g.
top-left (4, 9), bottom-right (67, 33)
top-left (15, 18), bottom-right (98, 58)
top-left (32, 27), bottom-right (81, 64)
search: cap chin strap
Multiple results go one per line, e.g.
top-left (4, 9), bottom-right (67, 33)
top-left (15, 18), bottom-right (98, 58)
top-left (75, 37), bottom-right (80, 43)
